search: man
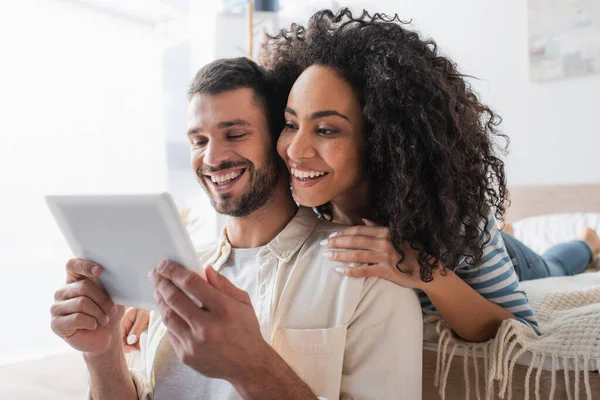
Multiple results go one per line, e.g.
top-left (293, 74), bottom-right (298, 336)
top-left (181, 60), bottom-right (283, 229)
top-left (50, 58), bottom-right (423, 399)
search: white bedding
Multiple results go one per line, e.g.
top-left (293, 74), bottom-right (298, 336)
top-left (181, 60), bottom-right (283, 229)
top-left (424, 212), bottom-right (600, 372)
top-left (512, 212), bottom-right (600, 254)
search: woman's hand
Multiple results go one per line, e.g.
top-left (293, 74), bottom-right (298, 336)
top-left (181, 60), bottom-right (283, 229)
top-left (120, 307), bottom-right (150, 352)
top-left (322, 219), bottom-right (427, 290)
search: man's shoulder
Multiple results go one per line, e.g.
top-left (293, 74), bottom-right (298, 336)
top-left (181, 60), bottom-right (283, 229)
top-left (310, 218), bottom-right (350, 239)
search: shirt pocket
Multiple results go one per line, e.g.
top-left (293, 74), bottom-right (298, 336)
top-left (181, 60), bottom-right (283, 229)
top-left (272, 325), bottom-right (347, 400)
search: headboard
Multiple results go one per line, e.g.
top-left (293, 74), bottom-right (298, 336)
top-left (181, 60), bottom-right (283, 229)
top-left (506, 184), bottom-right (600, 221)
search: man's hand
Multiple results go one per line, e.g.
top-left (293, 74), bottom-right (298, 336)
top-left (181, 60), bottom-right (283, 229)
top-left (50, 258), bottom-right (124, 355)
top-left (149, 262), bottom-right (271, 379)
top-left (149, 262), bottom-right (316, 399)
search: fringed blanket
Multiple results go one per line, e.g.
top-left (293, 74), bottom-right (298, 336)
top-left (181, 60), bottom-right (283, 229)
top-left (431, 271), bottom-right (600, 400)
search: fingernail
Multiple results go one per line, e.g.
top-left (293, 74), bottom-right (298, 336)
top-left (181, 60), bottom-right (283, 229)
top-left (329, 232), bottom-right (338, 238)
top-left (127, 334), bottom-right (138, 345)
top-left (110, 305), bottom-right (118, 317)
top-left (319, 239), bottom-right (328, 246)
top-left (101, 315), bottom-right (110, 326)
top-left (158, 260), bottom-right (168, 271)
top-left (323, 251), bottom-right (333, 258)
top-left (347, 262), bottom-right (361, 267)
top-left (91, 265), bottom-right (101, 275)
top-left (335, 267), bottom-right (346, 275)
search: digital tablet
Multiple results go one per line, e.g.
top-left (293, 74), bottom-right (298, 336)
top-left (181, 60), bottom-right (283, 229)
top-left (45, 192), bottom-right (202, 310)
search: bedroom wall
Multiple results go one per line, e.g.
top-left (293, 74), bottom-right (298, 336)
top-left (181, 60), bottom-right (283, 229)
top-left (0, 1), bottom-right (166, 365)
top-left (336, 0), bottom-right (600, 186)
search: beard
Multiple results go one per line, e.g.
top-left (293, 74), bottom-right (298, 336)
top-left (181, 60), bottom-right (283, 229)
top-left (197, 151), bottom-right (280, 217)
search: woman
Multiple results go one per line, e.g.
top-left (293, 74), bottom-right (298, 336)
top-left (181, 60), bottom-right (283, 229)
top-left (123, 8), bottom-right (600, 347)
top-left (261, 8), bottom-right (600, 342)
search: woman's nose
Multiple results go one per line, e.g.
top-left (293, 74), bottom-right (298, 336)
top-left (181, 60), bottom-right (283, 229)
top-left (286, 128), bottom-right (316, 160)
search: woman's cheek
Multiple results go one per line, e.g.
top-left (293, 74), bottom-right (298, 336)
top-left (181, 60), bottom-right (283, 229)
top-left (276, 133), bottom-right (291, 161)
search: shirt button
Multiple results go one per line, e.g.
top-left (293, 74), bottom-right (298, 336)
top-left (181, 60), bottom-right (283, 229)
top-left (282, 251), bottom-right (289, 258)
top-left (159, 327), bottom-right (166, 336)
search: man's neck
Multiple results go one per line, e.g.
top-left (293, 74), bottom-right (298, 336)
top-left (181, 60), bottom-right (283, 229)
top-left (225, 180), bottom-right (298, 248)
top-left (330, 177), bottom-right (372, 226)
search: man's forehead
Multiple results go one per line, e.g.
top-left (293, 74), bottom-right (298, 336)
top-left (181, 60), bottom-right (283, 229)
top-left (188, 89), bottom-right (263, 129)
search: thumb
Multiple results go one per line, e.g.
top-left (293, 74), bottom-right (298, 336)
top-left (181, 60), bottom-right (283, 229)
top-left (128, 308), bottom-right (150, 346)
top-left (120, 307), bottom-right (148, 352)
top-left (205, 265), bottom-right (251, 305)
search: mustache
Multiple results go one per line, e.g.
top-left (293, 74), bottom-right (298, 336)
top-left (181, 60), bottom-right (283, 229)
top-left (197, 161), bottom-right (250, 175)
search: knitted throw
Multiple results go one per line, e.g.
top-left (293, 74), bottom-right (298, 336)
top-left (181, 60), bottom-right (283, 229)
top-left (432, 271), bottom-right (600, 400)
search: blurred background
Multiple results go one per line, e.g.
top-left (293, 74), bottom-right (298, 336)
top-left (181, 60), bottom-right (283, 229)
top-left (0, 0), bottom-right (598, 382)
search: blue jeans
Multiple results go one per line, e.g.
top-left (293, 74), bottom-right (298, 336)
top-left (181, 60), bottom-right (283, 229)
top-left (501, 232), bottom-right (593, 281)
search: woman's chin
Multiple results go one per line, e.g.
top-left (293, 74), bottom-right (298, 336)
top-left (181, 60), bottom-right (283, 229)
top-left (292, 191), bottom-right (330, 209)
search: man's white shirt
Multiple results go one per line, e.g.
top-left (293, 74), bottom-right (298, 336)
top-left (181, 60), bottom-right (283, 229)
top-left (86, 207), bottom-right (423, 399)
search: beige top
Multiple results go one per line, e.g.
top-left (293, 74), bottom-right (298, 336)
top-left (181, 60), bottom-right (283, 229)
top-left (87, 207), bottom-right (424, 399)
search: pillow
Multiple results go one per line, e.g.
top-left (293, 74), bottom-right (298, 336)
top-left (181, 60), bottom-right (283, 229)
top-left (512, 213), bottom-right (600, 254)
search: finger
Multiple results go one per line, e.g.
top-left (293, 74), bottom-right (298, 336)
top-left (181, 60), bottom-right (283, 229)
top-left (127, 308), bottom-right (150, 346)
top-left (54, 279), bottom-right (117, 318)
top-left (153, 261), bottom-right (223, 311)
top-left (324, 249), bottom-right (386, 265)
top-left (121, 307), bottom-right (136, 337)
top-left (152, 272), bottom-right (205, 327)
top-left (205, 266), bottom-right (251, 305)
top-left (335, 264), bottom-right (392, 279)
top-left (153, 288), bottom-right (191, 341)
top-left (323, 234), bottom-right (387, 252)
top-left (330, 225), bottom-right (390, 239)
top-left (51, 313), bottom-right (99, 337)
top-left (65, 258), bottom-right (102, 283)
top-left (50, 297), bottom-right (110, 327)
top-left (362, 218), bottom-right (377, 227)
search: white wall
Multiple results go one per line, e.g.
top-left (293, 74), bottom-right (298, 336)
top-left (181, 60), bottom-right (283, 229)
top-left (0, 0), bottom-right (166, 365)
top-left (332, 0), bottom-right (600, 186)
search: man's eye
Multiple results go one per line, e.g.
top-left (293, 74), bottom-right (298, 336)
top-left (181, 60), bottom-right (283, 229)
top-left (228, 133), bottom-right (248, 140)
top-left (191, 139), bottom-right (207, 147)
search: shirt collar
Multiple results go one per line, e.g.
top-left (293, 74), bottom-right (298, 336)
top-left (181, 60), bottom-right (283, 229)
top-left (211, 207), bottom-right (318, 271)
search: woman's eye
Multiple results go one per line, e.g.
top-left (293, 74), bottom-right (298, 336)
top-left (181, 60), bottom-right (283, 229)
top-left (317, 127), bottom-right (337, 135)
top-left (284, 122), bottom-right (297, 131)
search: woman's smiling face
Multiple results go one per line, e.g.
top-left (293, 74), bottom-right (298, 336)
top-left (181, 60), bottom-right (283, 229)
top-left (277, 65), bottom-right (366, 208)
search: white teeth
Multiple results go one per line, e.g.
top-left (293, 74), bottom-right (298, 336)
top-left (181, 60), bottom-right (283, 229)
top-left (290, 168), bottom-right (327, 181)
top-left (210, 170), bottom-right (243, 185)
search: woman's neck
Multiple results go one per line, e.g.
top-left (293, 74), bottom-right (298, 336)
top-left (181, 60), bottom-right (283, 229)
top-left (330, 178), bottom-right (372, 226)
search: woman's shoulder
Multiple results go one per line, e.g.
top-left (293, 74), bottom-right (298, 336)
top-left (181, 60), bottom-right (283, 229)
top-left (454, 214), bottom-right (508, 275)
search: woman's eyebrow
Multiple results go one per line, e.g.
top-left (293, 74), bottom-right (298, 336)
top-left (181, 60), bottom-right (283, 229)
top-left (309, 110), bottom-right (349, 121)
top-left (285, 107), bottom-right (349, 121)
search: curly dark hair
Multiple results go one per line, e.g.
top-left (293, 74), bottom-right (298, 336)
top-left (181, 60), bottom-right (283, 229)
top-left (260, 8), bottom-right (510, 282)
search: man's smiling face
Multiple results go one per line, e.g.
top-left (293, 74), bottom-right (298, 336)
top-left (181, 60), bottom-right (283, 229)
top-left (187, 88), bottom-right (279, 217)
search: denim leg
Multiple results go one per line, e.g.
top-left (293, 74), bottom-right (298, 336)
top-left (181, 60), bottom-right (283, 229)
top-left (541, 241), bottom-right (593, 276)
top-left (501, 231), bottom-right (564, 281)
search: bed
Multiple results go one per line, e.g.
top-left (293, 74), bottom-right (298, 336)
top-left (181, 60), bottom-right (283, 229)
top-left (423, 184), bottom-right (600, 400)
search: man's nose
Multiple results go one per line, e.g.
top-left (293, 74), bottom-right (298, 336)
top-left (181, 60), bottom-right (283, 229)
top-left (203, 140), bottom-right (230, 168)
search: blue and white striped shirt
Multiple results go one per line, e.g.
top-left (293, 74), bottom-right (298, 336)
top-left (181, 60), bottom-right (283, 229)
top-left (418, 216), bottom-right (540, 334)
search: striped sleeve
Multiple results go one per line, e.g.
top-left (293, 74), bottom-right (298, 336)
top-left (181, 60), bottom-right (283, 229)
top-left (418, 216), bottom-right (540, 335)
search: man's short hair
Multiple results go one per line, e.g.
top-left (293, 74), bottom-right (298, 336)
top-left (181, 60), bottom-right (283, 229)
top-left (188, 57), bottom-right (284, 142)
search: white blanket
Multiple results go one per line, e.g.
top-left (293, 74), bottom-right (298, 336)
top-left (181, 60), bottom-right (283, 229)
top-left (432, 270), bottom-right (600, 400)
